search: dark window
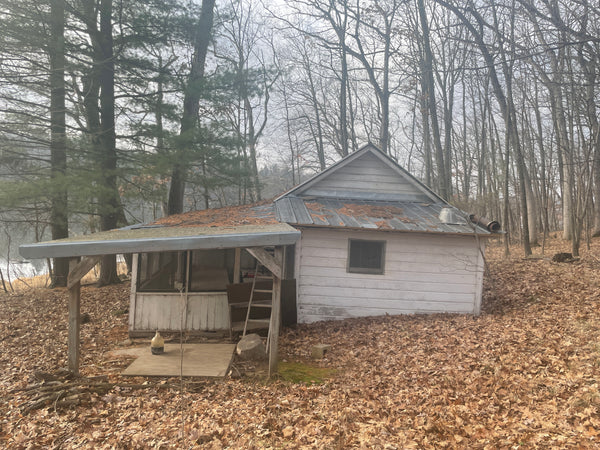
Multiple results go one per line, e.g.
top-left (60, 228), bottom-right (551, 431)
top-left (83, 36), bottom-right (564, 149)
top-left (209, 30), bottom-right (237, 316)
top-left (347, 239), bottom-right (385, 274)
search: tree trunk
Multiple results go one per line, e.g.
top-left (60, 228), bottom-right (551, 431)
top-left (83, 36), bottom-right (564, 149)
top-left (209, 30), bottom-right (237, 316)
top-left (49, 0), bottom-right (69, 287)
top-left (167, 0), bottom-right (216, 215)
top-left (418, 0), bottom-right (449, 200)
top-left (304, 54), bottom-right (326, 169)
top-left (338, 20), bottom-right (349, 157)
top-left (434, 0), bottom-right (531, 255)
top-left (419, 69), bottom-right (433, 188)
top-left (578, 50), bottom-right (600, 236)
top-left (96, 0), bottom-right (120, 285)
top-left (524, 170), bottom-right (539, 245)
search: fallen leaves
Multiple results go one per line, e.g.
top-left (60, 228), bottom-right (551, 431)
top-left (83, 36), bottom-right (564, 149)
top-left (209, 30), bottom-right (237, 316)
top-left (2, 237), bottom-right (600, 448)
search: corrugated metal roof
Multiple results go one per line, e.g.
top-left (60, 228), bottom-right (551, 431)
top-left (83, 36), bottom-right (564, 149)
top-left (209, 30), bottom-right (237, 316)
top-left (274, 196), bottom-right (490, 235)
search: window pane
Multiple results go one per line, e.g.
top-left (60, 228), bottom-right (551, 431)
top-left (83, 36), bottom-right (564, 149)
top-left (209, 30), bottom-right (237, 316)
top-left (348, 240), bottom-right (385, 274)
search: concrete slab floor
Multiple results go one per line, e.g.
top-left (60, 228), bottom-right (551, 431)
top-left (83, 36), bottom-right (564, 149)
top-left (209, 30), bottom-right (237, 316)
top-left (113, 343), bottom-right (235, 377)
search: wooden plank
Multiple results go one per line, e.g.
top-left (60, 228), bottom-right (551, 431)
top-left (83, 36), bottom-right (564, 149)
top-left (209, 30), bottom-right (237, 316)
top-left (246, 247), bottom-right (282, 279)
top-left (299, 275), bottom-right (476, 294)
top-left (128, 254), bottom-right (139, 333)
top-left (66, 255), bottom-right (102, 289)
top-left (297, 298), bottom-right (475, 312)
top-left (298, 304), bottom-right (474, 323)
top-left (311, 177), bottom-right (418, 193)
top-left (68, 258), bottom-right (81, 375)
top-left (300, 265), bottom-right (476, 284)
top-left (302, 188), bottom-right (429, 202)
top-left (298, 285), bottom-right (474, 303)
top-left (268, 246), bottom-right (284, 378)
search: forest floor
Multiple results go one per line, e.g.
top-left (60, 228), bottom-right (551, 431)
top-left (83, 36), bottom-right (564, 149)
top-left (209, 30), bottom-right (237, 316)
top-left (2, 236), bottom-right (600, 448)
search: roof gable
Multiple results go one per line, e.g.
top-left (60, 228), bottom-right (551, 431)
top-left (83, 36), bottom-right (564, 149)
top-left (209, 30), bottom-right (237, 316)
top-left (278, 144), bottom-right (442, 202)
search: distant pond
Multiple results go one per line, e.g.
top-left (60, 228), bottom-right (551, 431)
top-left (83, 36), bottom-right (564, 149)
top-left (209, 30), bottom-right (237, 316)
top-left (0, 258), bottom-right (46, 281)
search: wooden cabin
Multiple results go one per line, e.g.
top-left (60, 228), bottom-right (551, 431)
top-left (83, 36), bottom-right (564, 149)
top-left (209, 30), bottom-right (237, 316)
top-left (20, 144), bottom-right (494, 375)
top-left (22, 143), bottom-right (492, 338)
top-left (125, 143), bottom-right (490, 333)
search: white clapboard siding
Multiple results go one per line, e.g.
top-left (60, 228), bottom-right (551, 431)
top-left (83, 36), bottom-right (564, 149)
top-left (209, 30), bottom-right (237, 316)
top-left (302, 152), bottom-right (430, 200)
top-left (132, 292), bottom-right (229, 332)
top-left (296, 228), bottom-right (484, 322)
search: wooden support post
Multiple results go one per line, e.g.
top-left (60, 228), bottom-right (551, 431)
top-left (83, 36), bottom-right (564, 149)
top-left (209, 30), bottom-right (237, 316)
top-left (68, 258), bottom-right (81, 376)
top-left (66, 255), bottom-right (101, 376)
top-left (233, 248), bottom-right (241, 284)
top-left (268, 246), bottom-right (284, 378)
top-left (129, 254), bottom-right (139, 334)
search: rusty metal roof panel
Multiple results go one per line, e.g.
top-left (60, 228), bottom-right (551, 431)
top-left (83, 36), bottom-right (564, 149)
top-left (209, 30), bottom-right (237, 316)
top-left (321, 198), bottom-right (362, 228)
top-left (275, 196), bottom-right (489, 235)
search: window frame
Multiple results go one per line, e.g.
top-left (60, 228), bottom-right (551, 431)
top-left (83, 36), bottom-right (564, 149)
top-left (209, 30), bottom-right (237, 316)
top-left (347, 238), bottom-right (386, 275)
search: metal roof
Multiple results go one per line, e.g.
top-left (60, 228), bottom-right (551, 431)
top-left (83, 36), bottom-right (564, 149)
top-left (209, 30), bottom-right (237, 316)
top-left (20, 223), bottom-right (300, 259)
top-left (274, 196), bottom-right (490, 235)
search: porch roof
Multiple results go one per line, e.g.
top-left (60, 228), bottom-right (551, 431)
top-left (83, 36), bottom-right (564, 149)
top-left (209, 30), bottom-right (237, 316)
top-left (19, 223), bottom-right (300, 259)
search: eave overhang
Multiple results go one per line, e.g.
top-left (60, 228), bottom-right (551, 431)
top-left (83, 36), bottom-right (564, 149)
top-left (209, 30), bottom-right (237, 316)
top-left (19, 223), bottom-right (300, 259)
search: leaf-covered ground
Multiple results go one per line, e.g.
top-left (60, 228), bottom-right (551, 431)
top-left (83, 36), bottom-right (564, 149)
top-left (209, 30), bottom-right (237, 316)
top-left (2, 237), bottom-right (600, 448)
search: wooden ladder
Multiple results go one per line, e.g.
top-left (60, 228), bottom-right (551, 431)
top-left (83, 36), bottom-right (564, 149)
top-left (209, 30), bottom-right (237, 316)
top-left (242, 261), bottom-right (274, 350)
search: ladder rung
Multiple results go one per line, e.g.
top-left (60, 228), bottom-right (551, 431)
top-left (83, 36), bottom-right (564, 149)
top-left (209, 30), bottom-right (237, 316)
top-left (229, 301), bottom-right (250, 308)
top-left (254, 289), bottom-right (272, 293)
top-left (255, 275), bottom-right (273, 279)
top-left (246, 319), bottom-right (270, 326)
top-left (250, 303), bottom-right (272, 308)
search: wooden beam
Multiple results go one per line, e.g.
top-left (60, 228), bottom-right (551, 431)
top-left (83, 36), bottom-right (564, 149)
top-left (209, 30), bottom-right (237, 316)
top-left (246, 247), bottom-right (282, 279)
top-left (68, 258), bottom-right (82, 375)
top-left (129, 254), bottom-right (139, 333)
top-left (67, 255), bottom-right (102, 289)
top-left (268, 246), bottom-right (284, 377)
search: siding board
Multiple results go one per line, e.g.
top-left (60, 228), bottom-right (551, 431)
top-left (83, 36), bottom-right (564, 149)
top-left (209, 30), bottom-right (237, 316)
top-left (299, 275), bottom-right (475, 294)
top-left (302, 152), bottom-right (429, 200)
top-left (296, 228), bottom-right (483, 322)
top-left (300, 266), bottom-right (476, 284)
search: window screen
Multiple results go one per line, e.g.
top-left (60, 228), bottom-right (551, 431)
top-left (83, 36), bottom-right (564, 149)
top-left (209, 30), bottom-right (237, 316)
top-left (137, 250), bottom-right (235, 292)
top-left (189, 249), bottom-right (233, 291)
top-left (138, 252), bottom-right (185, 291)
top-left (347, 239), bottom-right (385, 274)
